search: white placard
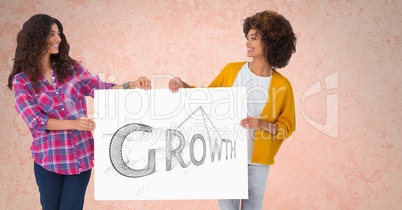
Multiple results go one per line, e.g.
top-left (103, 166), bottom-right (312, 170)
top-left (94, 87), bottom-right (248, 200)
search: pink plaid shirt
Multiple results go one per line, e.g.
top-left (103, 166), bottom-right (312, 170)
top-left (13, 64), bottom-right (115, 175)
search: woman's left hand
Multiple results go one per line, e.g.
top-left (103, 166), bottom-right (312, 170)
top-left (240, 116), bottom-right (263, 129)
top-left (240, 117), bottom-right (278, 135)
top-left (133, 76), bottom-right (151, 90)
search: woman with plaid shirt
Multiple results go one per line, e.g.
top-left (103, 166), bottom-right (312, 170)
top-left (7, 14), bottom-right (150, 210)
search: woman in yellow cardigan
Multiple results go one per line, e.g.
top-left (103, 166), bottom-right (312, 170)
top-left (169, 10), bottom-right (296, 210)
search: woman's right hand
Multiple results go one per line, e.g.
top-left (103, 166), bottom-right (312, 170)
top-left (168, 77), bottom-right (184, 93)
top-left (74, 117), bottom-right (96, 131)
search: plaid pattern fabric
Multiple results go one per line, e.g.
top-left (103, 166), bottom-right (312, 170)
top-left (13, 64), bottom-right (115, 175)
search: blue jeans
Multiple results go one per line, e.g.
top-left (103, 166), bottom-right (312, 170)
top-left (34, 162), bottom-right (92, 210)
top-left (219, 164), bottom-right (270, 210)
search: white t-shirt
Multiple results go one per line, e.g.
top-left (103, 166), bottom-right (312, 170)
top-left (233, 62), bottom-right (272, 163)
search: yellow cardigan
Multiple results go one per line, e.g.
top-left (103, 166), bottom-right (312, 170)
top-left (208, 62), bottom-right (296, 165)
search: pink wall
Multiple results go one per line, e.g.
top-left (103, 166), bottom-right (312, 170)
top-left (1, 0), bottom-right (401, 209)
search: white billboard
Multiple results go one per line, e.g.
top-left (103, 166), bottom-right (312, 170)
top-left (94, 88), bottom-right (248, 200)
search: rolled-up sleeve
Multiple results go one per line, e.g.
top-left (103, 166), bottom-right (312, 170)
top-left (13, 76), bottom-right (49, 136)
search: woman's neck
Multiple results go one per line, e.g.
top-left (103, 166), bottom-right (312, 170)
top-left (41, 55), bottom-right (51, 74)
top-left (250, 57), bottom-right (272, 77)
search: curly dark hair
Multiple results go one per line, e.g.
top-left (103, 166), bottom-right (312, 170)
top-left (7, 14), bottom-right (77, 91)
top-left (243, 10), bottom-right (297, 68)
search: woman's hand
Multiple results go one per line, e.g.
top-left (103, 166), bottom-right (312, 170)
top-left (74, 117), bottom-right (96, 131)
top-left (240, 116), bottom-right (278, 135)
top-left (168, 77), bottom-right (184, 93)
top-left (132, 76), bottom-right (151, 90)
top-left (240, 116), bottom-right (261, 129)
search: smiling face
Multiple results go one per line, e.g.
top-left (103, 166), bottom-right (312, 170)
top-left (245, 29), bottom-right (265, 59)
top-left (45, 23), bottom-right (61, 56)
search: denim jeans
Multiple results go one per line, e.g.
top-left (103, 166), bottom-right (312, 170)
top-left (218, 164), bottom-right (270, 210)
top-left (34, 162), bottom-right (92, 210)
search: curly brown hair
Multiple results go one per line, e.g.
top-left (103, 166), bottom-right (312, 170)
top-left (243, 10), bottom-right (296, 68)
top-left (7, 14), bottom-right (77, 91)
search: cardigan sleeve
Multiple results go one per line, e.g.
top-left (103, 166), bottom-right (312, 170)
top-left (208, 65), bottom-right (227, 87)
top-left (274, 80), bottom-right (296, 140)
top-left (208, 62), bottom-right (245, 88)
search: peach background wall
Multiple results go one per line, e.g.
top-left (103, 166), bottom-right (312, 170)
top-left (1, 0), bottom-right (401, 209)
